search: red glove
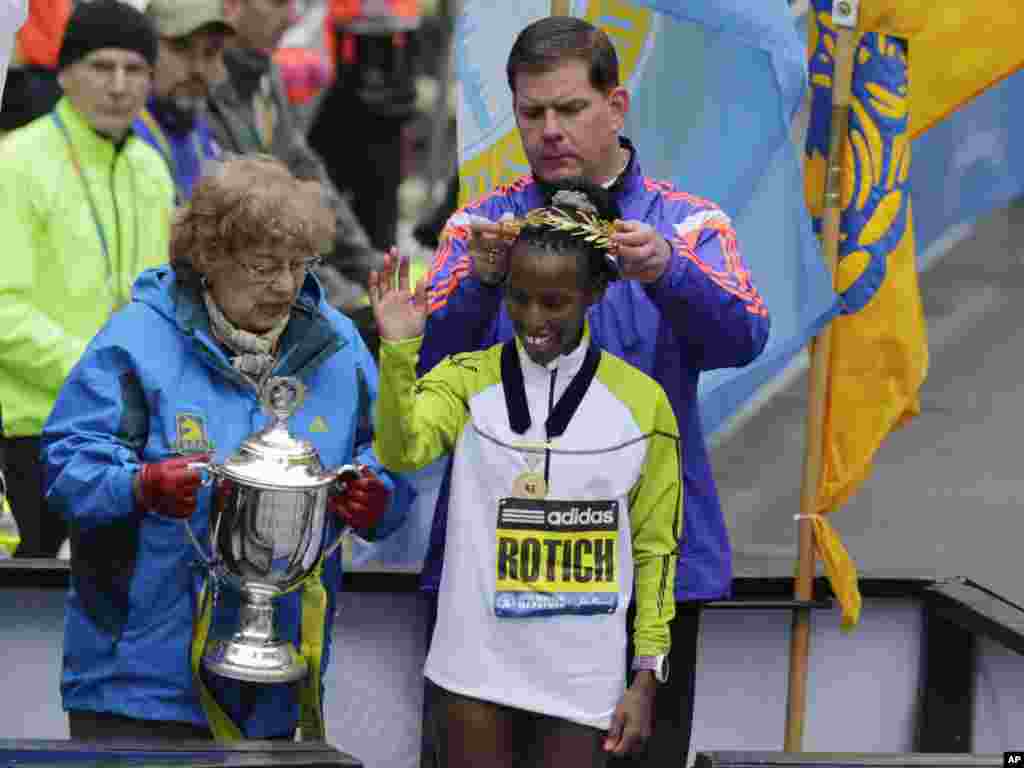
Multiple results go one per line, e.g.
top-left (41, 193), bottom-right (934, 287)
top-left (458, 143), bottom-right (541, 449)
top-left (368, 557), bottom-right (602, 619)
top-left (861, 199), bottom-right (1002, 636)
top-left (328, 466), bottom-right (390, 534)
top-left (136, 454), bottom-right (209, 519)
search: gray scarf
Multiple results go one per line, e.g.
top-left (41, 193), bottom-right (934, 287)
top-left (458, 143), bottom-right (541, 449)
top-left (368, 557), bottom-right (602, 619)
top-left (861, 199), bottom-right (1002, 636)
top-left (202, 290), bottom-right (290, 384)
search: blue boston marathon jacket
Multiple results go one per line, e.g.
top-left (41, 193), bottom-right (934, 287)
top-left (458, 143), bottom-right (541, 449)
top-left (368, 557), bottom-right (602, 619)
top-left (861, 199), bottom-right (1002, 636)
top-left (41, 266), bottom-right (407, 736)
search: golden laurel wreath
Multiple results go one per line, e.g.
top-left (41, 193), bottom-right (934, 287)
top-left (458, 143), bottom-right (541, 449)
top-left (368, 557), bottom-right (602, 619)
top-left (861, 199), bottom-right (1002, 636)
top-left (497, 207), bottom-right (618, 254)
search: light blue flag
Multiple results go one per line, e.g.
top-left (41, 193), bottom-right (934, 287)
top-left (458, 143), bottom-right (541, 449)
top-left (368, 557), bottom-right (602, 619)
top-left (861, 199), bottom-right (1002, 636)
top-left (616, 0), bottom-right (838, 435)
top-left (909, 69), bottom-right (1024, 267)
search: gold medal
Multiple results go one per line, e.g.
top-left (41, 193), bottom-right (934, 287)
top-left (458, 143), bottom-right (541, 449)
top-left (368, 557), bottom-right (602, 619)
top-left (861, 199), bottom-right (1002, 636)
top-left (513, 471), bottom-right (547, 499)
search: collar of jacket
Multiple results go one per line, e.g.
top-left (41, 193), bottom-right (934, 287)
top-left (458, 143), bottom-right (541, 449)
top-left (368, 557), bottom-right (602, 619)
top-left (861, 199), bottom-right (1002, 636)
top-left (222, 46), bottom-right (272, 103)
top-left (502, 322), bottom-right (599, 437)
top-left (609, 136), bottom-right (644, 201)
top-left (604, 136), bottom-right (646, 352)
top-left (563, 136), bottom-right (642, 354)
top-left (146, 94), bottom-right (197, 137)
top-left (54, 96), bottom-right (136, 164)
top-left (171, 272), bottom-right (346, 385)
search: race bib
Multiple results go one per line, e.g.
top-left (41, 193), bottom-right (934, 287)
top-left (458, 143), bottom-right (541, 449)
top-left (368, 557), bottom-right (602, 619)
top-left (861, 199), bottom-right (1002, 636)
top-left (494, 498), bottom-right (619, 618)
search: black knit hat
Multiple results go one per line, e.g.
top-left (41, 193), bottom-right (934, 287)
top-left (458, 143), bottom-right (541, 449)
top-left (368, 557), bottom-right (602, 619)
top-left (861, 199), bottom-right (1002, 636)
top-left (57, 1), bottom-right (159, 72)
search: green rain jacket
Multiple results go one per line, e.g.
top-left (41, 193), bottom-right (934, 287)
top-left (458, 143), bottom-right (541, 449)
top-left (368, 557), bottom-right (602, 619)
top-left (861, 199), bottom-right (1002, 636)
top-left (0, 97), bottom-right (174, 437)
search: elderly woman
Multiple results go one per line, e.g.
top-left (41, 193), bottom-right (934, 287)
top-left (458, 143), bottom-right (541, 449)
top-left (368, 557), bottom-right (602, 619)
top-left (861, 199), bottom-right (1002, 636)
top-left (41, 155), bottom-right (405, 742)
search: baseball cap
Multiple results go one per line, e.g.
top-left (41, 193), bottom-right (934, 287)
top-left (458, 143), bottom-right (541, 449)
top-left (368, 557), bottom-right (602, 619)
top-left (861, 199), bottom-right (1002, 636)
top-left (147, 0), bottom-right (234, 39)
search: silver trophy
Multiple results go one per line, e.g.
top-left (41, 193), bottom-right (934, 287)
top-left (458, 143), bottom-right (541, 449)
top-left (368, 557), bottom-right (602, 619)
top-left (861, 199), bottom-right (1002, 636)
top-left (187, 376), bottom-right (359, 684)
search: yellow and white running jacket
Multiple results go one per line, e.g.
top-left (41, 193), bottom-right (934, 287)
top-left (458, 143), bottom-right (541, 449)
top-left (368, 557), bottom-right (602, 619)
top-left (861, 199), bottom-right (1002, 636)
top-left (374, 327), bottom-right (682, 728)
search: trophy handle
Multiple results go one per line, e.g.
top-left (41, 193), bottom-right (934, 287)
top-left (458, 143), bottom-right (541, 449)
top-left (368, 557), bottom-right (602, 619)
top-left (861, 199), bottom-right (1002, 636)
top-left (183, 460), bottom-right (222, 567)
top-left (187, 460), bottom-right (218, 487)
top-left (320, 464), bottom-right (363, 560)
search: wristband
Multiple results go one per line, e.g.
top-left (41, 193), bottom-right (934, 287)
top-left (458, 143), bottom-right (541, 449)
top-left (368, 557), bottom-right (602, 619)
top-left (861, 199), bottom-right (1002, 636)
top-left (632, 654), bottom-right (669, 683)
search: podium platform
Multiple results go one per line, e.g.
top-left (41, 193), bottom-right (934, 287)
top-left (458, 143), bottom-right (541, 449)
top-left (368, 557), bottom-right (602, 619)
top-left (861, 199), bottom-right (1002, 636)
top-left (4, 557), bottom-right (1024, 766)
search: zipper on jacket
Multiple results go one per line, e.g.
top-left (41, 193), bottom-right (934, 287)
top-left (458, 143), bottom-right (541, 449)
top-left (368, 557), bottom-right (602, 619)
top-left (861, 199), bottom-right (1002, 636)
top-left (544, 369), bottom-right (556, 482)
top-left (109, 152), bottom-right (122, 304)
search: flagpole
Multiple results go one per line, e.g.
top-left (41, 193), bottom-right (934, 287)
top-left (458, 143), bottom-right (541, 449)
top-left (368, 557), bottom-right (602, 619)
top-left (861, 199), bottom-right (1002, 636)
top-left (784, 0), bottom-right (860, 752)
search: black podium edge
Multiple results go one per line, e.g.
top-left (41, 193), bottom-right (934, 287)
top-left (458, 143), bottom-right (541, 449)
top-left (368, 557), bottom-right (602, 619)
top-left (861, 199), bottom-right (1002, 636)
top-left (0, 738), bottom-right (361, 767)
top-left (694, 751), bottom-right (1003, 768)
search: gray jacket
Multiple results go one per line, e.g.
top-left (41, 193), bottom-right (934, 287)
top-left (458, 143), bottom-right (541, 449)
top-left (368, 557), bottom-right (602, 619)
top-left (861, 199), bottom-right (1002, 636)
top-left (207, 47), bottom-right (383, 311)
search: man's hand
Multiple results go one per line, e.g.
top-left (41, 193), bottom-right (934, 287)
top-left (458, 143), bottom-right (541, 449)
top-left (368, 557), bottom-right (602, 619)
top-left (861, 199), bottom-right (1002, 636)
top-left (135, 454), bottom-right (210, 519)
top-left (611, 220), bottom-right (672, 283)
top-left (604, 670), bottom-right (657, 755)
top-left (468, 214), bottom-right (513, 286)
top-left (328, 466), bottom-right (390, 534)
top-left (369, 247), bottom-right (428, 341)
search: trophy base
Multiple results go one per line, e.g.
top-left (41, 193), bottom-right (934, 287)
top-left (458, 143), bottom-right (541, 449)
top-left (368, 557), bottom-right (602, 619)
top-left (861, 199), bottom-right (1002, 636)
top-left (202, 638), bottom-right (308, 684)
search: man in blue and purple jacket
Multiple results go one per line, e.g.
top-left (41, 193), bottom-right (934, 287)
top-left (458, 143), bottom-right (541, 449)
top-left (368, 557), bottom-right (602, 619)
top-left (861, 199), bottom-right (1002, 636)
top-left (417, 15), bottom-right (770, 766)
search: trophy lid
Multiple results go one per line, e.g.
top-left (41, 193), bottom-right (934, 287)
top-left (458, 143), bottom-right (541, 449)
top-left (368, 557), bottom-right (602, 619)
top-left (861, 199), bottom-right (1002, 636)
top-left (217, 377), bottom-right (335, 490)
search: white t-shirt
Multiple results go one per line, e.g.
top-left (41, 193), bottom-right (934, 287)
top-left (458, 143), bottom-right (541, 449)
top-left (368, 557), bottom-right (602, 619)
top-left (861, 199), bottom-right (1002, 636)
top-left (424, 342), bottom-right (643, 730)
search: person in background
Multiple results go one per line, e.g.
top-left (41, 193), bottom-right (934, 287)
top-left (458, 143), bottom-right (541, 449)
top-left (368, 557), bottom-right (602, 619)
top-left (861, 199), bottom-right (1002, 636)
top-left (135, 0), bottom-right (235, 203)
top-left (0, 0), bottom-right (172, 559)
top-left (418, 15), bottom-right (771, 768)
top-left (208, 0), bottom-right (384, 352)
top-left (42, 154), bottom-right (405, 742)
top-left (310, 0), bottom-right (421, 253)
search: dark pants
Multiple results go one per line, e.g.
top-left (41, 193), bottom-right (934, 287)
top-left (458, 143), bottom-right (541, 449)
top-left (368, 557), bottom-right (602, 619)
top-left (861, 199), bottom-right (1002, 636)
top-left (4, 436), bottom-right (66, 557)
top-left (609, 601), bottom-right (703, 768)
top-left (68, 710), bottom-right (214, 742)
top-left (420, 596), bottom-right (703, 768)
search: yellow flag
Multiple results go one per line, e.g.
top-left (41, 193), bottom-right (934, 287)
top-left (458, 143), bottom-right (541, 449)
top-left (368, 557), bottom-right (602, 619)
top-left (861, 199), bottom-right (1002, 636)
top-left (805, 2), bottom-right (1023, 629)
top-left (804, 4), bottom-right (934, 629)
top-left (816, 2), bottom-right (1024, 138)
top-left (0, 466), bottom-right (17, 557)
top-left (0, 494), bottom-right (20, 558)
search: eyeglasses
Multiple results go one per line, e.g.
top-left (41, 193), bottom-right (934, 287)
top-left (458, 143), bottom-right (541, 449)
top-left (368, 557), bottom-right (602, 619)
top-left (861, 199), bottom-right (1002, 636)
top-left (235, 255), bottom-right (323, 286)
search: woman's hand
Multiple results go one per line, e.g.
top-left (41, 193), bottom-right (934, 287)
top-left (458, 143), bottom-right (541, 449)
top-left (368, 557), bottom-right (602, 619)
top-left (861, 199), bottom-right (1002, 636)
top-left (603, 670), bottom-right (657, 755)
top-left (328, 466), bottom-right (390, 534)
top-left (369, 247), bottom-right (428, 341)
top-left (135, 454), bottom-right (210, 519)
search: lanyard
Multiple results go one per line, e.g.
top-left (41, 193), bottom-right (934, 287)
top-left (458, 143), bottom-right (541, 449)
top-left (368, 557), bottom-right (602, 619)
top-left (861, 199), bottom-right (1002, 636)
top-left (138, 108), bottom-right (206, 203)
top-left (250, 74), bottom-right (276, 151)
top-left (51, 111), bottom-right (112, 266)
top-left (501, 340), bottom-right (601, 439)
top-left (51, 110), bottom-right (129, 310)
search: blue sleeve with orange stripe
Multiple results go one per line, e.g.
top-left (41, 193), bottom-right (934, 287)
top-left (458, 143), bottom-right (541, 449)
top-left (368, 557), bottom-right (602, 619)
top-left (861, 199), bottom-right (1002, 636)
top-left (644, 194), bottom-right (770, 371)
top-left (418, 199), bottom-right (515, 376)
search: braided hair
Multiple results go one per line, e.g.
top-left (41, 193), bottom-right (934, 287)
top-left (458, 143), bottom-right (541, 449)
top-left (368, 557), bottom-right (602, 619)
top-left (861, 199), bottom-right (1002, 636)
top-left (514, 178), bottom-right (622, 290)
